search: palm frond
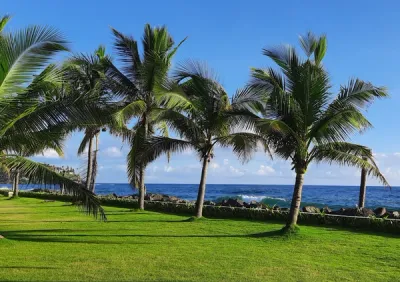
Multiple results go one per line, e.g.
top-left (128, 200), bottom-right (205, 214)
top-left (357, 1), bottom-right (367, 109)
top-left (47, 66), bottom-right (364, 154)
top-left (309, 142), bottom-right (389, 186)
top-left (111, 28), bottom-right (142, 81)
top-left (0, 15), bottom-right (11, 32)
top-left (3, 156), bottom-right (106, 219)
top-left (113, 100), bottom-right (147, 126)
top-left (216, 132), bottom-right (272, 163)
top-left (0, 25), bottom-right (68, 95)
top-left (137, 136), bottom-right (193, 166)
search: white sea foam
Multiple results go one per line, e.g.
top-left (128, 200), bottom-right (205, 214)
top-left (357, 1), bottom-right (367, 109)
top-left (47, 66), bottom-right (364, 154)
top-left (239, 195), bottom-right (287, 202)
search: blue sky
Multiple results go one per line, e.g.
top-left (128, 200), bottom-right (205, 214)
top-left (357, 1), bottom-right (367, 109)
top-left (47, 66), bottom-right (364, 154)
top-left (3, 1), bottom-right (400, 185)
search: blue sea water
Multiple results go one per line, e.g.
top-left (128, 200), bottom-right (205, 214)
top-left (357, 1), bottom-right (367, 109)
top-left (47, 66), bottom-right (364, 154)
top-left (6, 183), bottom-right (398, 210)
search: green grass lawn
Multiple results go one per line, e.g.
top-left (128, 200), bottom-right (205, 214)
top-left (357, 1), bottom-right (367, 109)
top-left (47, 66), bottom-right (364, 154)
top-left (0, 197), bottom-right (399, 281)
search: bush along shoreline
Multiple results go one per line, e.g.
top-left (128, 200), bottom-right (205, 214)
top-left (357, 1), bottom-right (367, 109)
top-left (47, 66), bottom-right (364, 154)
top-left (1, 188), bottom-right (399, 234)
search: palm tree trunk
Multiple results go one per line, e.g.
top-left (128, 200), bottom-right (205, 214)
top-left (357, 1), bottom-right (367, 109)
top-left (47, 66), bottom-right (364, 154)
top-left (85, 136), bottom-right (94, 191)
top-left (195, 155), bottom-right (210, 218)
top-left (60, 171), bottom-right (65, 195)
top-left (90, 132), bottom-right (100, 193)
top-left (12, 170), bottom-right (20, 198)
top-left (286, 173), bottom-right (305, 228)
top-left (138, 117), bottom-right (148, 210)
top-left (358, 166), bottom-right (367, 208)
top-left (139, 167), bottom-right (145, 210)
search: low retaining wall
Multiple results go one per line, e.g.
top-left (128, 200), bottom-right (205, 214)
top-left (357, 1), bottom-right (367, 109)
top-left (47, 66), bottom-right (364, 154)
top-left (1, 189), bottom-right (399, 234)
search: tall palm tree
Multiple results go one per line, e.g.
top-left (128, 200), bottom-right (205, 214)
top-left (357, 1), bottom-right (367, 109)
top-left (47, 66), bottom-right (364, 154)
top-left (248, 32), bottom-right (389, 230)
top-left (0, 15), bottom-right (109, 219)
top-left (65, 46), bottom-right (111, 193)
top-left (135, 61), bottom-right (269, 218)
top-left (106, 24), bottom-right (186, 209)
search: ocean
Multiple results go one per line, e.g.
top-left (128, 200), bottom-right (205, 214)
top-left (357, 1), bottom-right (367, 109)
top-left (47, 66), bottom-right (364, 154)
top-left (6, 183), bottom-right (399, 210)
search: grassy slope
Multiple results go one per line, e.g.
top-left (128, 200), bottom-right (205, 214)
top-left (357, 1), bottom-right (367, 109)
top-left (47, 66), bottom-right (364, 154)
top-left (0, 197), bottom-right (399, 281)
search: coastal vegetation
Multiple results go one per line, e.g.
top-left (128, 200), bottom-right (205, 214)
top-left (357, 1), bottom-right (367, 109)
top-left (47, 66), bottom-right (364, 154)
top-left (0, 15), bottom-right (390, 232)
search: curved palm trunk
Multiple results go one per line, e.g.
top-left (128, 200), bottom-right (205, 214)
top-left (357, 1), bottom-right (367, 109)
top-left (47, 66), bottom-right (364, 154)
top-left (358, 166), bottom-right (367, 208)
top-left (138, 118), bottom-right (148, 210)
top-left (286, 173), bottom-right (305, 228)
top-left (90, 132), bottom-right (100, 193)
top-left (139, 167), bottom-right (145, 210)
top-left (85, 136), bottom-right (94, 191)
top-left (195, 155), bottom-right (210, 218)
top-left (12, 170), bottom-right (20, 197)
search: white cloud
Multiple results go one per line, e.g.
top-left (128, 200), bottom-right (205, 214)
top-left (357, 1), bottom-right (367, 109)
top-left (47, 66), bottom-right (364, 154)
top-left (36, 149), bottom-right (62, 159)
top-left (164, 165), bottom-right (174, 172)
top-left (223, 159), bottom-right (229, 165)
top-left (103, 146), bottom-right (122, 157)
top-left (394, 153), bottom-right (400, 158)
top-left (373, 153), bottom-right (387, 158)
top-left (210, 162), bottom-right (220, 170)
top-left (229, 166), bottom-right (244, 176)
top-left (255, 165), bottom-right (275, 176)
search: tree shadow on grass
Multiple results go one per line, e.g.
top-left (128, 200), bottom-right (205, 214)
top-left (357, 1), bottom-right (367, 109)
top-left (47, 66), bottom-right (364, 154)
top-left (322, 226), bottom-right (400, 239)
top-left (0, 266), bottom-right (59, 269)
top-left (1, 228), bottom-right (285, 244)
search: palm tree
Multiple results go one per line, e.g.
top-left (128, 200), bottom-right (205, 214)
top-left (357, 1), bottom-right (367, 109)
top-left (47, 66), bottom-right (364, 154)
top-left (0, 15), bottom-right (109, 219)
top-left (106, 24), bottom-right (186, 209)
top-left (248, 32), bottom-right (389, 230)
top-left (64, 46), bottom-right (111, 193)
top-left (135, 61), bottom-right (268, 218)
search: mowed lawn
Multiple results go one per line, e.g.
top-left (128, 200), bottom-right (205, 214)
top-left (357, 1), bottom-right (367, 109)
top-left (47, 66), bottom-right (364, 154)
top-left (0, 197), bottom-right (399, 281)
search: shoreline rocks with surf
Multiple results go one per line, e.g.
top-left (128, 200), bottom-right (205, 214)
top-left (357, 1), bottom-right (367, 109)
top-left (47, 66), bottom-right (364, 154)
top-left (109, 193), bottom-right (400, 218)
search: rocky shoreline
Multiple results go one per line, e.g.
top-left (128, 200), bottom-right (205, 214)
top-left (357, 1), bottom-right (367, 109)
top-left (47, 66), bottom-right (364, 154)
top-left (111, 193), bottom-right (400, 219)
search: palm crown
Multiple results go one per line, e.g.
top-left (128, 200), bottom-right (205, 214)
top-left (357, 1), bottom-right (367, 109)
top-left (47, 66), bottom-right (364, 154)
top-left (137, 61), bottom-right (268, 217)
top-left (64, 46), bottom-right (112, 192)
top-left (248, 32), bottom-right (389, 228)
top-left (106, 24), bottom-right (186, 209)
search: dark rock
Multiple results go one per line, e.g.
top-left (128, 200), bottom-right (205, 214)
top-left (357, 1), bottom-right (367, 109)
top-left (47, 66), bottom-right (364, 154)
top-left (389, 211), bottom-right (400, 219)
top-left (280, 208), bottom-right (289, 212)
top-left (321, 206), bottom-right (332, 214)
top-left (302, 206), bottom-right (320, 213)
top-left (374, 207), bottom-right (387, 217)
top-left (145, 193), bottom-right (164, 201)
top-left (331, 208), bottom-right (347, 215)
top-left (177, 199), bottom-right (189, 204)
top-left (219, 198), bottom-right (244, 207)
top-left (225, 198), bottom-right (244, 207)
top-left (273, 206), bottom-right (280, 211)
top-left (204, 200), bottom-right (216, 206)
top-left (112, 193), bottom-right (118, 198)
top-left (341, 208), bottom-right (374, 217)
top-left (169, 196), bottom-right (180, 202)
top-left (243, 202), bottom-right (250, 208)
top-left (249, 200), bottom-right (259, 208)
top-left (358, 208), bottom-right (375, 217)
top-left (220, 199), bottom-right (228, 206)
